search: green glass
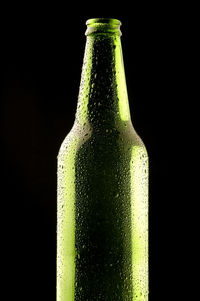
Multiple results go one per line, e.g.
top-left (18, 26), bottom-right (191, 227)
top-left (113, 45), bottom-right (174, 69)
top-left (57, 18), bottom-right (148, 301)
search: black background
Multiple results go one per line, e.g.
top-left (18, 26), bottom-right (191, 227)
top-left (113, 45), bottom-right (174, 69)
top-left (1, 3), bottom-right (188, 301)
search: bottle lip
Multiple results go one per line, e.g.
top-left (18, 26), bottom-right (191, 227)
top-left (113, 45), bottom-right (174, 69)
top-left (86, 18), bottom-right (121, 26)
top-left (85, 18), bottom-right (122, 36)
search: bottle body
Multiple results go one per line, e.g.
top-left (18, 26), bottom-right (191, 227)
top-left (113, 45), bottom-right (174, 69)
top-left (57, 124), bottom-right (148, 301)
top-left (57, 18), bottom-right (148, 301)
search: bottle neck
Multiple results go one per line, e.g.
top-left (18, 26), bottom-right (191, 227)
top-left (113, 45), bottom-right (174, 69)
top-left (76, 28), bottom-right (131, 131)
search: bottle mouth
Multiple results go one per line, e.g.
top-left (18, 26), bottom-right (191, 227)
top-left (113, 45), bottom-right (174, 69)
top-left (85, 18), bottom-right (122, 36)
top-left (86, 18), bottom-right (121, 26)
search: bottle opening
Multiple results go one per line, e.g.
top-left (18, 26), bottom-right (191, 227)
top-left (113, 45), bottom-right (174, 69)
top-left (86, 18), bottom-right (122, 36)
top-left (86, 18), bottom-right (121, 26)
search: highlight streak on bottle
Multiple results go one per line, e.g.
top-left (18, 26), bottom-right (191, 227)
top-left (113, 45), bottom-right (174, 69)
top-left (57, 135), bottom-right (79, 301)
top-left (130, 146), bottom-right (149, 300)
top-left (76, 38), bottom-right (93, 126)
top-left (115, 37), bottom-right (130, 122)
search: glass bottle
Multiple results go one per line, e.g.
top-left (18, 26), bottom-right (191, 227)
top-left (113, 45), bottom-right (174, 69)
top-left (57, 18), bottom-right (148, 301)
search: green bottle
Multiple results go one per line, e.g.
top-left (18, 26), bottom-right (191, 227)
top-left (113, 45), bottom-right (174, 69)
top-left (57, 18), bottom-right (148, 301)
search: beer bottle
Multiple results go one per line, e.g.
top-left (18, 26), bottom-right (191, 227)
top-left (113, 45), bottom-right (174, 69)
top-left (57, 18), bottom-right (148, 301)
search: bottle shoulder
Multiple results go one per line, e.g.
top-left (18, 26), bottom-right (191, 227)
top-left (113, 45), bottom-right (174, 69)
top-left (58, 122), bottom-right (148, 160)
top-left (57, 126), bottom-right (79, 158)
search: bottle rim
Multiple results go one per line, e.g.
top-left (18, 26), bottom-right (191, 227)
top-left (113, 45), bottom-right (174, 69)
top-left (86, 18), bottom-right (121, 26)
top-left (85, 18), bottom-right (122, 36)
